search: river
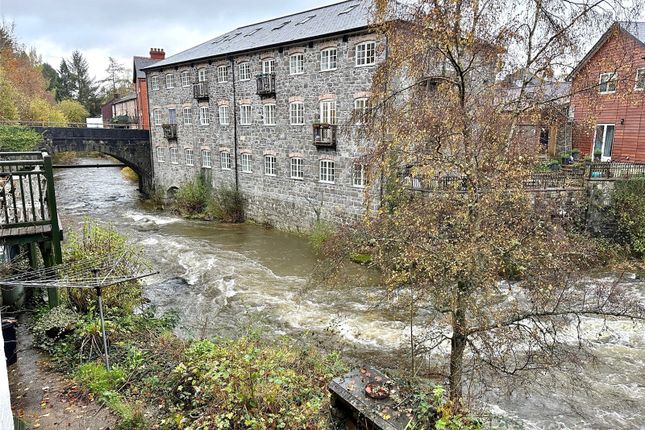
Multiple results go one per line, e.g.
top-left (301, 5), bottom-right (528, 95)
top-left (54, 158), bottom-right (644, 429)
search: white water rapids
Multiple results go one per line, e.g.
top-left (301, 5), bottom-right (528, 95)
top-left (54, 158), bottom-right (644, 429)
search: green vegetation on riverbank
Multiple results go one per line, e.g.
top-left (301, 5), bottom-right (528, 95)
top-left (25, 220), bottom-right (484, 429)
top-left (0, 125), bottom-right (42, 151)
top-left (171, 175), bottom-right (246, 223)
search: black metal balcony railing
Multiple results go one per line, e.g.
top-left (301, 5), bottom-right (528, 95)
top-left (193, 81), bottom-right (209, 99)
top-left (313, 123), bottom-right (337, 148)
top-left (162, 123), bottom-right (178, 140)
top-left (256, 73), bottom-right (276, 96)
top-left (588, 162), bottom-right (645, 179)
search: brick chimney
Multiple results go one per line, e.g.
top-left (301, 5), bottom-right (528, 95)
top-left (149, 48), bottom-right (165, 60)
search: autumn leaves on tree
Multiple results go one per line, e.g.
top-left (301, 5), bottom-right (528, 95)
top-left (0, 22), bottom-right (105, 124)
top-left (325, 0), bottom-right (645, 405)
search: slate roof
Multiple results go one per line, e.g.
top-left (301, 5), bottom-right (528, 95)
top-left (133, 56), bottom-right (159, 80)
top-left (114, 92), bottom-right (137, 104)
top-left (144, 0), bottom-right (372, 70)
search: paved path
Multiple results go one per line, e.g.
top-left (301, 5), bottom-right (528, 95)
top-left (8, 318), bottom-right (116, 429)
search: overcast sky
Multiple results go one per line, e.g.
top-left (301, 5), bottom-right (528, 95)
top-left (0, 0), bottom-right (336, 80)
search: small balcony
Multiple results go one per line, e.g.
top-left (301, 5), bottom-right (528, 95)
top-left (193, 81), bottom-right (209, 99)
top-left (162, 123), bottom-right (178, 140)
top-left (313, 123), bottom-right (337, 148)
top-left (256, 73), bottom-right (276, 96)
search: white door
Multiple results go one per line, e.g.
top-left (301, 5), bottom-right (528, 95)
top-left (593, 124), bottom-right (614, 162)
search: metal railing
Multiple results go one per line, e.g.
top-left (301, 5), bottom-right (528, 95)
top-left (406, 170), bottom-right (587, 192)
top-left (0, 119), bottom-right (138, 130)
top-left (162, 123), bottom-right (178, 140)
top-left (0, 152), bottom-right (56, 229)
top-left (256, 73), bottom-right (276, 96)
top-left (313, 123), bottom-right (337, 147)
top-left (588, 162), bottom-right (645, 179)
top-left (193, 81), bottom-right (209, 99)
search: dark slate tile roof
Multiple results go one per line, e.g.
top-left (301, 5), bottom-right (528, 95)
top-left (619, 21), bottom-right (645, 44)
top-left (114, 91), bottom-right (137, 104)
top-left (133, 56), bottom-right (159, 80)
top-left (144, 0), bottom-right (371, 70)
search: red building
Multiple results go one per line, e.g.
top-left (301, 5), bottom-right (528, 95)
top-left (569, 22), bottom-right (645, 163)
top-left (133, 48), bottom-right (165, 130)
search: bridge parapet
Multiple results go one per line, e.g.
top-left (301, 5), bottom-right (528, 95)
top-left (25, 125), bottom-right (152, 193)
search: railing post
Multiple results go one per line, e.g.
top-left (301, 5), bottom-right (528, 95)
top-left (42, 152), bottom-right (61, 307)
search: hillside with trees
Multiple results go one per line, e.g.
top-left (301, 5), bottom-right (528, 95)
top-left (0, 21), bottom-right (94, 124)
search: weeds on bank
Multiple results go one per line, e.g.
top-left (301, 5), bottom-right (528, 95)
top-left (171, 175), bottom-right (246, 223)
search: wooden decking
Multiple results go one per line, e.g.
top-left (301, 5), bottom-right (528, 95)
top-left (0, 223), bottom-right (51, 238)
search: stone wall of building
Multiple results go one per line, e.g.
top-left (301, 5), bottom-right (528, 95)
top-left (148, 31), bottom-right (384, 231)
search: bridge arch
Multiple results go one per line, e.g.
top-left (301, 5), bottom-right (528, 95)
top-left (31, 126), bottom-right (152, 193)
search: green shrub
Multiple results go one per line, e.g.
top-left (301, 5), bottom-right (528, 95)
top-left (171, 175), bottom-right (211, 218)
top-left (163, 336), bottom-right (346, 429)
top-left (208, 186), bottom-right (246, 223)
top-left (0, 125), bottom-right (43, 151)
top-left (63, 221), bottom-right (146, 313)
top-left (31, 305), bottom-right (79, 354)
top-left (612, 178), bottom-right (645, 258)
top-left (309, 220), bottom-right (334, 253)
top-left (75, 362), bottom-right (125, 397)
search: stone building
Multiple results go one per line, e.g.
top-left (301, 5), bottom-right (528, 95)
top-left (143, 0), bottom-right (381, 230)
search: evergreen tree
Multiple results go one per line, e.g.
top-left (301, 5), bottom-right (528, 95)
top-left (67, 50), bottom-right (101, 116)
top-left (56, 59), bottom-right (74, 101)
top-left (41, 62), bottom-right (59, 94)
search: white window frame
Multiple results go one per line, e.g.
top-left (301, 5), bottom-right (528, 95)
top-left (354, 98), bottom-right (369, 124)
top-left (169, 147), bottom-right (178, 164)
top-left (183, 107), bottom-right (192, 125)
top-left (219, 105), bottom-right (230, 125)
top-left (199, 106), bottom-right (210, 125)
top-left (240, 105), bottom-right (252, 125)
top-left (150, 75), bottom-right (159, 90)
top-left (352, 163), bottom-right (366, 187)
top-left (156, 147), bottom-right (165, 162)
top-left (241, 153), bottom-right (252, 173)
top-left (355, 41), bottom-right (376, 67)
top-left (185, 148), bottom-right (194, 166)
top-left (319, 159), bottom-right (335, 184)
top-left (592, 124), bottom-right (615, 162)
top-left (167, 108), bottom-right (177, 125)
top-left (239, 62), bottom-right (251, 81)
top-left (165, 73), bottom-right (174, 89)
top-left (181, 71), bottom-right (190, 87)
top-left (262, 58), bottom-right (275, 74)
top-left (201, 149), bottom-right (212, 168)
top-left (217, 65), bottom-right (229, 83)
top-left (197, 68), bottom-right (207, 82)
top-left (153, 108), bottom-right (162, 126)
top-left (320, 48), bottom-right (337, 71)
top-left (264, 155), bottom-right (276, 176)
top-left (263, 104), bottom-right (276, 126)
top-left (289, 53), bottom-right (304, 75)
top-left (220, 151), bottom-right (232, 170)
top-left (599, 72), bottom-right (617, 94)
top-left (290, 157), bottom-right (304, 179)
top-left (635, 68), bottom-right (645, 91)
top-left (289, 102), bottom-right (304, 125)
top-left (320, 100), bottom-right (337, 125)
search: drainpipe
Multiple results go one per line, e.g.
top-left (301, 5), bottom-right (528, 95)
top-left (145, 71), bottom-right (155, 195)
top-left (379, 33), bottom-right (389, 207)
top-left (230, 57), bottom-right (240, 192)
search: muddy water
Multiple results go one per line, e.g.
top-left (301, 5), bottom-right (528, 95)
top-left (54, 158), bottom-right (644, 429)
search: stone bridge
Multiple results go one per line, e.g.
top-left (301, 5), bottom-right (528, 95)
top-left (33, 126), bottom-right (152, 192)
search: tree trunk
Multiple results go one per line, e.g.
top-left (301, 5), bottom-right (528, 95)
top-left (449, 287), bottom-right (467, 403)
